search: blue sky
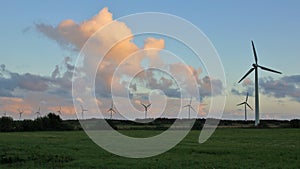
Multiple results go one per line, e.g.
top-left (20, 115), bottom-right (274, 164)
top-left (0, 1), bottom-right (299, 120)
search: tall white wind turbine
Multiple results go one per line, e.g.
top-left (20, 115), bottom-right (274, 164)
top-left (183, 97), bottom-right (197, 119)
top-left (17, 108), bottom-right (24, 120)
top-left (80, 105), bottom-right (88, 119)
top-left (140, 103), bottom-right (151, 119)
top-left (238, 41), bottom-right (281, 126)
top-left (107, 102), bottom-right (116, 120)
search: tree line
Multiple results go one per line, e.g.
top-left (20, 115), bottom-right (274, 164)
top-left (0, 113), bottom-right (77, 132)
top-left (0, 113), bottom-right (299, 132)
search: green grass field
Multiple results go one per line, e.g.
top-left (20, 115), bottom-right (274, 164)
top-left (0, 129), bottom-right (299, 169)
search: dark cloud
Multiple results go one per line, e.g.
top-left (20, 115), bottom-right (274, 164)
top-left (232, 75), bottom-right (300, 102)
top-left (260, 76), bottom-right (300, 102)
top-left (0, 64), bottom-right (5, 71)
top-left (0, 89), bottom-right (15, 97)
top-left (199, 76), bottom-right (223, 98)
top-left (0, 67), bottom-right (48, 95)
top-left (281, 75), bottom-right (300, 83)
top-left (128, 70), bottom-right (223, 100)
top-left (64, 57), bottom-right (75, 71)
top-left (15, 73), bottom-right (50, 91)
top-left (51, 65), bottom-right (60, 79)
top-left (0, 59), bottom-right (74, 99)
top-left (129, 83), bottom-right (137, 92)
top-left (231, 86), bottom-right (254, 97)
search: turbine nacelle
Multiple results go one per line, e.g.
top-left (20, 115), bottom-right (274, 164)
top-left (252, 64), bottom-right (258, 68)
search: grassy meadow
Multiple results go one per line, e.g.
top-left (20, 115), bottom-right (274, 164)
top-left (0, 129), bottom-right (299, 169)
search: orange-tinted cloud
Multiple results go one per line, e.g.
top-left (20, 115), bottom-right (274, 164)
top-left (0, 97), bottom-right (30, 114)
top-left (242, 78), bottom-right (253, 87)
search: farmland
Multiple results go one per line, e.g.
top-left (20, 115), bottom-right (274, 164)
top-left (0, 128), bottom-right (299, 169)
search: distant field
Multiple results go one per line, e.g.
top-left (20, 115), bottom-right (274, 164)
top-left (0, 129), bottom-right (299, 169)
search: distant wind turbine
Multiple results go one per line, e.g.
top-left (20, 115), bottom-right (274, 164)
top-left (107, 102), bottom-right (116, 120)
top-left (18, 108), bottom-right (24, 120)
top-left (183, 97), bottom-right (196, 119)
top-left (80, 105), bottom-right (88, 119)
top-left (140, 103), bottom-right (151, 119)
top-left (237, 93), bottom-right (253, 121)
top-left (57, 105), bottom-right (62, 115)
top-left (35, 106), bottom-right (41, 118)
top-left (238, 41), bottom-right (281, 126)
top-left (3, 111), bottom-right (7, 117)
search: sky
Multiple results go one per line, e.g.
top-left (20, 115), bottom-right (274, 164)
top-left (0, 1), bottom-right (299, 120)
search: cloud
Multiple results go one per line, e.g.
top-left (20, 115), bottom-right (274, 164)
top-left (27, 7), bottom-right (228, 120)
top-left (199, 76), bottom-right (223, 98)
top-left (231, 86), bottom-right (254, 97)
top-left (0, 58), bottom-right (74, 99)
top-left (198, 103), bottom-right (207, 116)
top-left (242, 78), bottom-right (253, 87)
top-left (143, 38), bottom-right (165, 66)
top-left (232, 75), bottom-right (300, 102)
top-left (35, 8), bottom-right (114, 51)
top-left (128, 66), bottom-right (223, 100)
top-left (0, 64), bottom-right (5, 71)
top-left (260, 75), bottom-right (300, 102)
top-left (0, 97), bottom-right (28, 114)
top-left (35, 7), bottom-right (225, 101)
top-left (0, 67), bottom-right (49, 94)
top-left (51, 65), bottom-right (60, 79)
top-left (36, 7), bottom-right (162, 98)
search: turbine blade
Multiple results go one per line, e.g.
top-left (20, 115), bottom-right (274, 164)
top-left (252, 41), bottom-right (258, 64)
top-left (238, 68), bottom-right (255, 83)
top-left (183, 105), bottom-right (189, 108)
top-left (189, 97), bottom-right (192, 105)
top-left (246, 103), bottom-right (253, 110)
top-left (236, 103), bottom-right (244, 106)
top-left (258, 65), bottom-right (282, 74)
top-left (190, 106), bottom-right (197, 113)
top-left (246, 93), bottom-right (249, 102)
top-left (147, 104), bottom-right (151, 108)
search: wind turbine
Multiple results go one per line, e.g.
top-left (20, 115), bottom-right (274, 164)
top-left (17, 108), bottom-right (24, 120)
top-left (140, 103), bottom-right (151, 119)
top-left (237, 93), bottom-right (253, 121)
top-left (35, 106), bottom-right (41, 118)
top-left (57, 105), bottom-right (62, 115)
top-left (238, 41), bottom-right (281, 126)
top-left (183, 97), bottom-right (196, 119)
top-left (107, 102), bottom-right (116, 120)
top-left (80, 105), bottom-right (88, 119)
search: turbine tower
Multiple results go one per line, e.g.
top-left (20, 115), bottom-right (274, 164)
top-left (107, 102), bottom-right (116, 120)
top-left (140, 103), bottom-right (151, 119)
top-left (183, 97), bottom-right (196, 119)
top-left (80, 105), bottom-right (88, 119)
top-left (18, 108), bottom-right (24, 120)
top-left (237, 93), bottom-right (253, 121)
top-left (238, 41), bottom-right (281, 126)
top-left (35, 106), bottom-right (41, 119)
